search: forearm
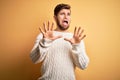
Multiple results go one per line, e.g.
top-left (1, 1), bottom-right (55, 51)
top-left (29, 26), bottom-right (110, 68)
top-left (71, 40), bottom-right (89, 70)
top-left (30, 34), bottom-right (53, 64)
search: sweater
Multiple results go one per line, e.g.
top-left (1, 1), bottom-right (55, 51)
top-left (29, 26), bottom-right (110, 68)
top-left (30, 31), bottom-right (89, 80)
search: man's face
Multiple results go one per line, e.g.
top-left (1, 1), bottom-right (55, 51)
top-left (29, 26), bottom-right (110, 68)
top-left (55, 9), bottom-right (71, 30)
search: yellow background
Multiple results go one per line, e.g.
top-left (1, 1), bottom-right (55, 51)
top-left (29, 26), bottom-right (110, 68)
top-left (0, 0), bottom-right (120, 80)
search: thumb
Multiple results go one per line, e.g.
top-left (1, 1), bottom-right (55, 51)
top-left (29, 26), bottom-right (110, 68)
top-left (64, 38), bottom-right (71, 42)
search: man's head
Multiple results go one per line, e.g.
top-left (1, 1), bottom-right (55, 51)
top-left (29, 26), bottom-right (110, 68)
top-left (54, 3), bottom-right (71, 31)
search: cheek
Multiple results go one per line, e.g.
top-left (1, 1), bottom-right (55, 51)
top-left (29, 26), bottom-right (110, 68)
top-left (58, 17), bottom-right (63, 23)
top-left (58, 15), bottom-right (64, 19)
top-left (68, 16), bottom-right (71, 20)
top-left (68, 17), bottom-right (71, 23)
top-left (69, 18), bottom-right (71, 22)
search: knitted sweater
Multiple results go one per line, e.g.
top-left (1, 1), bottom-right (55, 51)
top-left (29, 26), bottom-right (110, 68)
top-left (30, 31), bottom-right (89, 80)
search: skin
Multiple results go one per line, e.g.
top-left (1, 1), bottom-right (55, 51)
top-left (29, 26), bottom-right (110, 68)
top-left (54, 9), bottom-right (71, 31)
top-left (39, 9), bottom-right (86, 44)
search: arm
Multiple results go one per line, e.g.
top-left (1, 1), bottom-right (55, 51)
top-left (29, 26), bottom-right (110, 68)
top-left (71, 40), bottom-right (89, 70)
top-left (64, 27), bottom-right (89, 70)
top-left (30, 34), bottom-right (53, 64)
top-left (30, 21), bottom-right (62, 64)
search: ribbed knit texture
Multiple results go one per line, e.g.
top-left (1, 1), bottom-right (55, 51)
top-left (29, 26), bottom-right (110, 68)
top-left (30, 31), bottom-right (89, 80)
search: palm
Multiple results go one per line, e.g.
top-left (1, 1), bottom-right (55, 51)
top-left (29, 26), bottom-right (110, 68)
top-left (65, 27), bottom-right (86, 44)
top-left (44, 30), bottom-right (54, 39)
top-left (69, 36), bottom-right (81, 44)
top-left (39, 21), bottom-right (62, 40)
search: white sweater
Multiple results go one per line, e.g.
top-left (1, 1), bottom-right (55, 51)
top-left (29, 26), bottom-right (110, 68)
top-left (30, 31), bottom-right (89, 80)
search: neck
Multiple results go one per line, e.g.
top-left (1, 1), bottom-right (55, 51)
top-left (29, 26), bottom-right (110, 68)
top-left (54, 27), bottom-right (69, 32)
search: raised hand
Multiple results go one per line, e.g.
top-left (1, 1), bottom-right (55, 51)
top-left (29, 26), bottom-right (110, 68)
top-left (39, 21), bottom-right (62, 40)
top-left (64, 27), bottom-right (86, 44)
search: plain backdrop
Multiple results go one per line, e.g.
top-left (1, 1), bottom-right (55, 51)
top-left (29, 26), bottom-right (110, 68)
top-left (0, 0), bottom-right (120, 80)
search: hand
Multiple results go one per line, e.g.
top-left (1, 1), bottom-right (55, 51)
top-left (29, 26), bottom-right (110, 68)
top-left (39, 21), bottom-right (62, 40)
top-left (64, 27), bottom-right (86, 44)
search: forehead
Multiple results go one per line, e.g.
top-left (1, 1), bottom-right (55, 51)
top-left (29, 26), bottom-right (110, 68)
top-left (59, 9), bottom-right (71, 13)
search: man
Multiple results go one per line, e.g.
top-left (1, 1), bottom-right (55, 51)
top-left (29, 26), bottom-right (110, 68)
top-left (30, 3), bottom-right (89, 80)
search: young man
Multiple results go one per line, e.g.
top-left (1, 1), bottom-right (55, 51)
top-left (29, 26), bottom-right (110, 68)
top-left (30, 3), bottom-right (89, 80)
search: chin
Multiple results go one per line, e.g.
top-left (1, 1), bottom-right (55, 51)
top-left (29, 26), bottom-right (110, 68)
top-left (60, 26), bottom-right (69, 30)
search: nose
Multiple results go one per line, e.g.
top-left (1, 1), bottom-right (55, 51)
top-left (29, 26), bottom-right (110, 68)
top-left (64, 14), bottom-right (68, 19)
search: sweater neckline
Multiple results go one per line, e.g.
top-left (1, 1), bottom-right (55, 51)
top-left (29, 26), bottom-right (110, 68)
top-left (53, 31), bottom-right (72, 34)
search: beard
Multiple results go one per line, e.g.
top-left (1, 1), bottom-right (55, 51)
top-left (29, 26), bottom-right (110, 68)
top-left (56, 19), bottom-right (70, 30)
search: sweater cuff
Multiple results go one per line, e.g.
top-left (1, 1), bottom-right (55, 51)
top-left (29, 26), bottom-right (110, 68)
top-left (72, 43), bottom-right (80, 50)
top-left (39, 38), bottom-right (53, 48)
top-left (72, 43), bottom-right (82, 54)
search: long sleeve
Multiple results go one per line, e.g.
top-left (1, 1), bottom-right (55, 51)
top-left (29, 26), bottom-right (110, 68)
top-left (30, 34), bottom-right (53, 64)
top-left (71, 40), bottom-right (89, 70)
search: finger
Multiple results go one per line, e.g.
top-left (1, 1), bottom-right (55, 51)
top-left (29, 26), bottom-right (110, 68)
top-left (79, 29), bottom-right (84, 37)
top-left (80, 35), bottom-right (86, 40)
top-left (48, 21), bottom-right (50, 30)
top-left (77, 27), bottom-right (81, 35)
top-left (74, 27), bottom-right (77, 36)
top-left (75, 27), bottom-right (80, 36)
top-left (64, 38), bottom-right (71, 42)
top-left (39, 27), bottom-right (44, 34)
top-left (51, 22), bottom-right (54, 31)
top-left (43, 22), bottom-right (47, 32)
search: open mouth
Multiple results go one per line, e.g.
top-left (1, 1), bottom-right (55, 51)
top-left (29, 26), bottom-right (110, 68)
top-left (63, 20), bottom-right (68, 24)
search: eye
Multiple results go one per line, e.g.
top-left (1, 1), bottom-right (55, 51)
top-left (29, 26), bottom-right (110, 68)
top-left (60, 13), bottom-right (64, 15)
top-left (67, 13), bottom-right (71, 16)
